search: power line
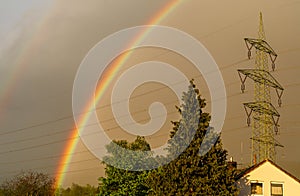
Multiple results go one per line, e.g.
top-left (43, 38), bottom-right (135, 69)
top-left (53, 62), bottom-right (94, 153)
top-left (0, 43), bottom-right (298, 139)
top-left (1, 79), bottom-right (299, 152)
top-left (0, 16), bottom-right (298, 166)
top-left (0, 157), bottom-right (100, 176)
top-left (0, 97), bottom-right (298, 167)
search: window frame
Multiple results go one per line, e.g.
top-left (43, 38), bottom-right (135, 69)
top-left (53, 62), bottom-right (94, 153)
top-left (250, 181), bottom-right (264, 196)
top-left (270, 181), bottom-right (284, 196)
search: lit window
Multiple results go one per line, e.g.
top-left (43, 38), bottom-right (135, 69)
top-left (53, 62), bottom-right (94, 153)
top-left (251, 182), bottom-right (263, 195)
top-left (271, 183), bottom-right (283, 196)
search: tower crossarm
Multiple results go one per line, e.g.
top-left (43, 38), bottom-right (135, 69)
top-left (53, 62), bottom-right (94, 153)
top-left (244, 38), bottom-right (278, 70)
top-left (238, 69), bottom-right (283, 90)
top-left (245, 38), bottom-right (277, 57)
top-left (238, 69), bottom-right (284, 106)
top-left (244, 101), bottom-right (280, 117)
top-left (243, 101), bottom-right (281, 134)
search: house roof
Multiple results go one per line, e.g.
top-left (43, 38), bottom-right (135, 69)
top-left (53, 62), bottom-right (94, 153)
top-left (236, 159), bottom-right (300, 184)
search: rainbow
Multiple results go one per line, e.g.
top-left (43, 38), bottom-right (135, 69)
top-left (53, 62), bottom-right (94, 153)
top-left (55, 0), bottom-right (183, 187)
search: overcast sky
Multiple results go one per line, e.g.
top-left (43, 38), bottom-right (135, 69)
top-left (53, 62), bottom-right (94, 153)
top-left (0, 0), bottom-right (299, 187)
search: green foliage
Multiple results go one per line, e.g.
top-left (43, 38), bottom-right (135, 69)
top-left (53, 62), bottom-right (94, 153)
top-left (98, 136), bottom-right (154, 196)
top-left (56, 183), bottom-right (97, 196)
top-left (97, 81), bottom-right (238, 195)
top-left (147, 81), bottom-right (238, 195)
top-left (0, 171), bottom-right (56, 196)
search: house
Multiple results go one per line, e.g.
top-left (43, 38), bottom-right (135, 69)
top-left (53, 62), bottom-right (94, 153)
top-left (236, 159), bottom-right (300, 196)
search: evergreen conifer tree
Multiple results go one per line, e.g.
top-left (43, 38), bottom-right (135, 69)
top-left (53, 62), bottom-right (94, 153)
top-left (147, 81), bottom-right (238, 195)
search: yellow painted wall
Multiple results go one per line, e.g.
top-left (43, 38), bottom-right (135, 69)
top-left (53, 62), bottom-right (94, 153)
top-left (237, 161), bottom-right (300, 196)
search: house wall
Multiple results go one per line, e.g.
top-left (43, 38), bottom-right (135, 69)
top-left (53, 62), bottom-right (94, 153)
top-left (236, 161), bottom-right (300, 196)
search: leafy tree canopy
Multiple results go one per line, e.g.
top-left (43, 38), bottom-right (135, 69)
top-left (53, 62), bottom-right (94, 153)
top-left (98, 136), bottom-right (154, 196)
top-left (56, 183), bottom-right (98, 196)
top-left (0, 171), bottom-right (56, 196)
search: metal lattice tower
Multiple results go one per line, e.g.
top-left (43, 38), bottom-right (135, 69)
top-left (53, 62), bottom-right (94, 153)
top-left (237, 13), bottom-right (284, 165)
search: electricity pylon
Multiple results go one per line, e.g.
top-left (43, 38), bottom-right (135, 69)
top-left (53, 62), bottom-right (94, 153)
top-left (237, 13), bottom-right (284, 165)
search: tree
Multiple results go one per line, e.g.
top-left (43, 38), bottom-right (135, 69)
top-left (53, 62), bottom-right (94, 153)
top-left (56, 183), bottom-right (98, 196)
top-left (0, 171), bottom-right (56, 196)
top-left (98, 136), bottom-right (154, 196)
top-left (147, 81), bottom-right (238, 195)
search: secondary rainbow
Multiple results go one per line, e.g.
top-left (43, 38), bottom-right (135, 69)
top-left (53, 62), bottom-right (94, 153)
top-left (0, 2), bottom-right (56, 120)
top-left (55, 0), bottom-right (183, 187)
